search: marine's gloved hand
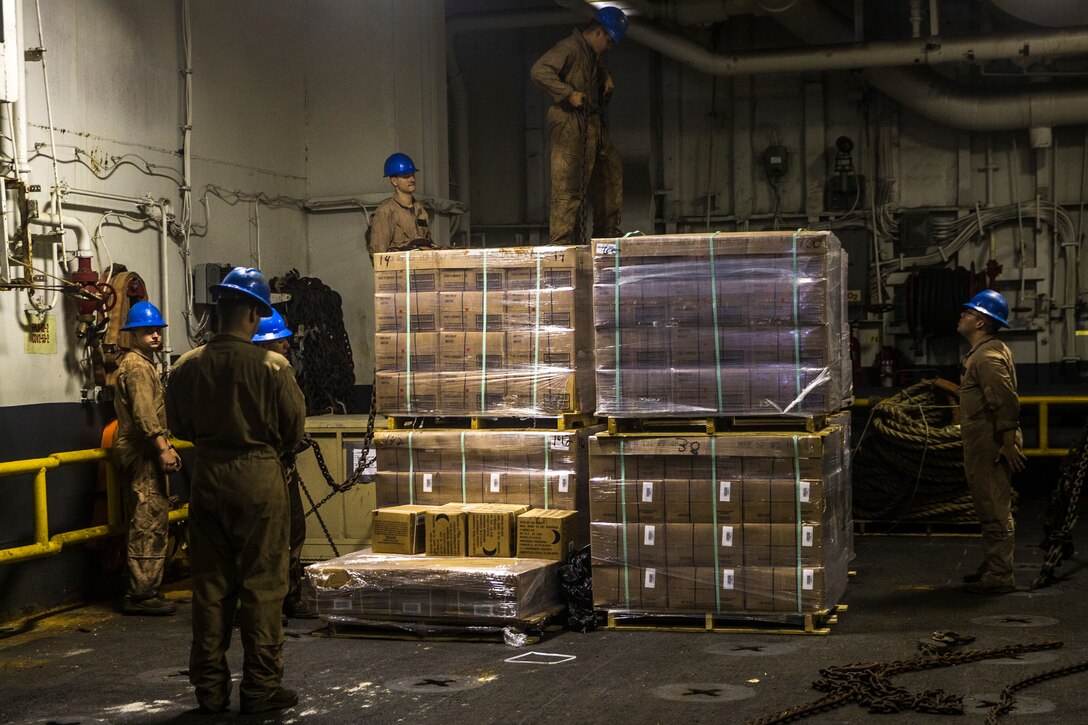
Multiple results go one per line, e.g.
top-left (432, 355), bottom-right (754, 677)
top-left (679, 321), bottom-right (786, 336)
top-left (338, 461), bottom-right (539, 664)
top-left (997, 430), bottom-right (1026, 473)
top-left (569, 90), bottom-right (586, 108)
top-left (603, 73), bottom-right (614, 97)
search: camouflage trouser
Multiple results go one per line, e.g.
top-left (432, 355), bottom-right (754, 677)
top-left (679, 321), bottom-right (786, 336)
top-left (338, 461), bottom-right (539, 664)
top-left (962, 422), bottom-right (1020, 584)
top-left (113, 444), bottom-right (169, 600)
top-left (188, 456), bottom-right (290, 711)
top-left (548, 110), bottom-right (623, 244)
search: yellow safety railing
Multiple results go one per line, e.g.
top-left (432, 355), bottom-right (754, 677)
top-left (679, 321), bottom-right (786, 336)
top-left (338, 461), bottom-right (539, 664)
top-left (0, 441), bottom-right (193, 565)
top-left (854, 395), bottom-right (1088, 457)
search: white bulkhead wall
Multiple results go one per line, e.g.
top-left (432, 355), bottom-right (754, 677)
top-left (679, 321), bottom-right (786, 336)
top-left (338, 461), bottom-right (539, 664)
top-left (0, 0), bottom-right (447, 408)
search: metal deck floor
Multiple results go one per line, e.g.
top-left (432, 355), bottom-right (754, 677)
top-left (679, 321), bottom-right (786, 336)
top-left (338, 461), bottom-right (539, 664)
top-left (3, 500), bottom-right (1088, 724)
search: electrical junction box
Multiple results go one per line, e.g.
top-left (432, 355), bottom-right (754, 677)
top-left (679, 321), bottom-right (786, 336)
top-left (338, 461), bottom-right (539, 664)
top-left (898, 210), bottom-right (932, 254)
top-left (763, 145), bottom-right (788, 178)
top-left (191, 263), bottom-right (232, 305)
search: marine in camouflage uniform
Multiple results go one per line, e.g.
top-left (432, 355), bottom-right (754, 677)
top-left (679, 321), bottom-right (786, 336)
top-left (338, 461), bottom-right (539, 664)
top-left (167, 268), bottom-right (306, 714)
top-left (531, 22), bottom-right (623, 244)
top-left (111, 302), bottom-right (180, 616)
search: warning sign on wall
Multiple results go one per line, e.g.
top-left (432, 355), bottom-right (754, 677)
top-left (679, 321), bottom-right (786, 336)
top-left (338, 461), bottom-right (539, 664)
top-left (25, 315), bottom-right (57, 354)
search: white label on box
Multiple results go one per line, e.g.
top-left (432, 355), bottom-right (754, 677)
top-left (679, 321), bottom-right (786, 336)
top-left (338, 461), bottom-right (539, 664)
top-left (332, 598), bottom-right (352, 611)
top-left (722, 569), bottom-right (735, 590)
top-left (721, 525), bottom-right (734, 547)
top-left (596, 242), bottom-right (617, 256)
top-left (644, 568), bottom-right (656, 588)
top-left (800, 482), bottom-right (811, 503)
top-left (550, 436), bottom-right (570, 451)
top-left (402, 602), bottom-right (423, 615)
top-left (802, 525), bottom-right (814, 546)
top-left (490, 472), bottom-right (502, 493)
top-left (719, 481), bottom-right (732, 502)
top-left (644, 525), bottom-right (656, 546)
top-left (803, 569), bottom-right (815, 590)
top-left (641, 481), bottom-right (654, 502)
top-left (558, 472), bottom-right (570, 492)
top-left (422, 473), bottom-right (433, 493)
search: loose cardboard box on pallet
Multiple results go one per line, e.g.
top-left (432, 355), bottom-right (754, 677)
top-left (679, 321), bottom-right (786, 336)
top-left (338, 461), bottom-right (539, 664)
top-left (371, 505), bottom-right (430, 554)
top-left (468, 503), bottom-right (529, 557)
top-left (307, 550), bottom-right (561, 622)
top-left (425, 505), bottom-right (471, 556)
top-left (517, 509), bottom-right (581, 561)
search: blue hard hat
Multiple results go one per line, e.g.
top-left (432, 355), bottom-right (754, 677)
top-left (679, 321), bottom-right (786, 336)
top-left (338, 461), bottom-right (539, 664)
top-left (252, 309), bottom-right (293, 343)
top-left (210, 266), bottom-right (273, 316)
top-left (963, 290), bottom-right (1010, 328)
top-left (121, 301), bottom-right (167, 330)
top-left (383, 152), bottom-right (420, 177)
top-left (595, 6), bottom-right (629, 45)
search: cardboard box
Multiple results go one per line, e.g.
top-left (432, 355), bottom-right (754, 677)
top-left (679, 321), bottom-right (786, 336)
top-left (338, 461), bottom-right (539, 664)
top-left (517, 509), bottom-right (580, 561)
top-left (374, 291), bottom-right (440, 333)
top-left (373, 250), bottom-right (439, 293)
top-left (695, 566), bottom-right (745, 612)
top-left (425, 505), bottom-right (470, 556)
top-left (439, 291), bottom-right (507, 331)
top-left (371, 505), bottom-right (430, 554)
top-left (468, 504), bottom-right (529, 557)
top-left (744, 566), bottom-right (776, 612)
top-left (439, 332), bottom-right (507, 371)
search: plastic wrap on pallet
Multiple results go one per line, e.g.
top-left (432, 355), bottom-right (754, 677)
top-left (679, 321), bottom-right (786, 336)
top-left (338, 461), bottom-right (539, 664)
top-left (587, 424), bottom-right (850, 615)
top-left (372, 246), bottom-right (594, 416)
top-left (592, 231), bottom-right (852, 417)
top-left (305, 550), bottom-right (561, 623)
top-left (373, 427), bottom-right (603, 521)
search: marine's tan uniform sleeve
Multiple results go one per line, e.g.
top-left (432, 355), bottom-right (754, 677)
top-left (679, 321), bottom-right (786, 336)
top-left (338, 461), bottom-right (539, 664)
top-left (976, 349), bottom-right (1020, 433)
top-left (369, 204), bottom-right (394, 254)
top-left (274, 361), bottom-right (307, 453)
top-left (119, 358), bottom-right (167, 442)
top-left (531, 38), bottom-right (577, 104)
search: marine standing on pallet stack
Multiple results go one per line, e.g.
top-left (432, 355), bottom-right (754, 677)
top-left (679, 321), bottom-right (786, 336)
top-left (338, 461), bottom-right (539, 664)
top-left (166, 267), bottom-right (307, 715)
top-left (956, 290), bottom-right (1026, 594)
top-left (531, 6), bottom-right (626, 244)
top-left (111, 301), bottom-right (181, 617)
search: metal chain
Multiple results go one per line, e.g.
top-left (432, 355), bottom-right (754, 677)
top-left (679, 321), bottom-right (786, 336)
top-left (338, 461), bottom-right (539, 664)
top-left (985, 658), bottom-right (1088, 724)
top-left (575, 104), bottom-right (591, 245)
top-left (745, 640), bottom-right (1065, 725)
top-left (1034, 417), bottom-right (1088, 588)
top-left (290, 384), bottom-right (378, 558)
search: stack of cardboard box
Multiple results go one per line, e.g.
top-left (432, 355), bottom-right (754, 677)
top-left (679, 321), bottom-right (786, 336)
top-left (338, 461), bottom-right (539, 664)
top-left (589, 413), bottom-right (852, 615)
top-left (588, 231), bottom-right (853, 617)
top-left (373, 247), bottom-right (595, 416)
top-left (592, 232), bottom-right (851, 416)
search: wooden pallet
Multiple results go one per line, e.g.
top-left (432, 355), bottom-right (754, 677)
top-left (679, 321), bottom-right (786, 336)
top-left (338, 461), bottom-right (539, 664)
top-left (854, 520), bottom-right (981, 537)
top-left (311, 610), bottom-right (560, 644)
top-left (601, 604), bottom-right (846, 636)
top-left (386, 412), bottom-right (599, 431)
top-left (606, 414), bottom-right (830, 436)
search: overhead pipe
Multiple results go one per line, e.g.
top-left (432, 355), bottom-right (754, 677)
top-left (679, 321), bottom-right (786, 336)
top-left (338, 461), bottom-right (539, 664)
top-left (625, 22), bottom-right (1088, 79)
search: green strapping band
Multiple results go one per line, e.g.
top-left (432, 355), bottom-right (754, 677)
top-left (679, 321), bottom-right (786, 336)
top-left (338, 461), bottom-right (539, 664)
top-left (408, 431), bottom-right (415, 504)
top-left (460, 431), bottom-right (468, 503)
top-left (791, 230), bottom-right (802, 405)
top-left (533, 250), bottom-right (542, 409)
top-left (613, 245), bottom-right (621, 409)
top-left (710, 234), bottom-right (723, 411)
top-left (619, 439), bottom-right (630, 608)
top-left (793, 435), bottom-right (802, 614)
top-left (543, 435), bottom-right (551, 509)
top-left (404, 252), bottom-right (412, 413)
top-left (481, 249), bottom-right (489, 413)
top-left (711, 437), bottom-right (720, 613)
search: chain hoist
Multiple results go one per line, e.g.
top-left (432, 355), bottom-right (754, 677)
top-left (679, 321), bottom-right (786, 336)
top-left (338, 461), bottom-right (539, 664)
top-left (1034, 417), bottom-right (1088, 588)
